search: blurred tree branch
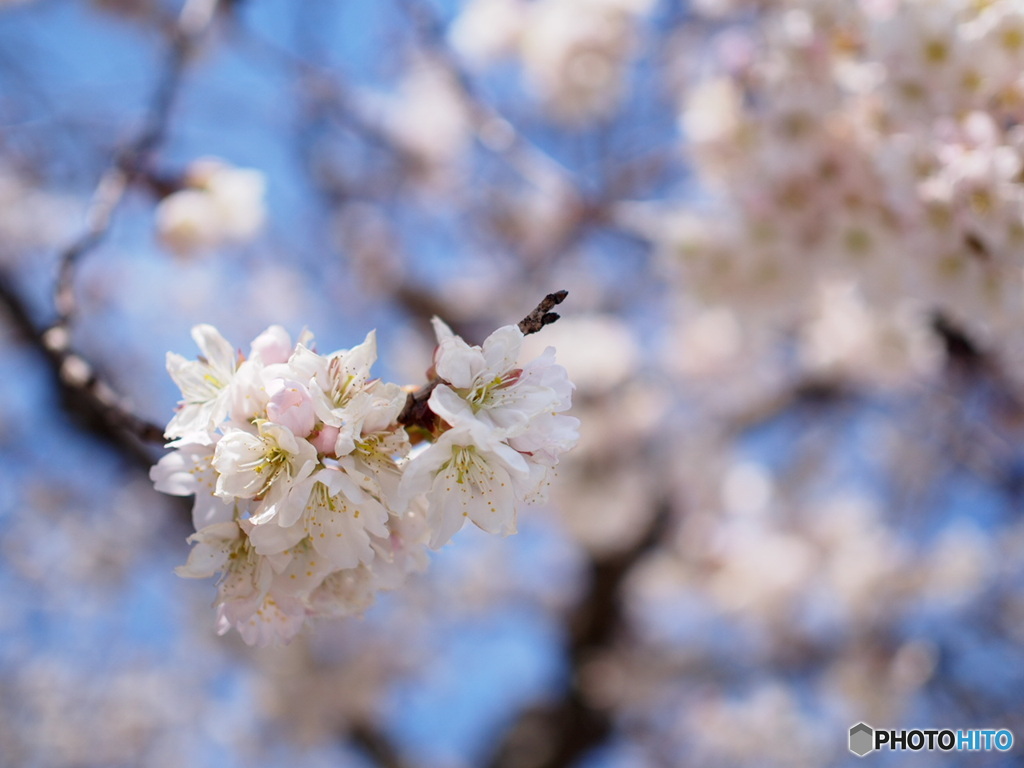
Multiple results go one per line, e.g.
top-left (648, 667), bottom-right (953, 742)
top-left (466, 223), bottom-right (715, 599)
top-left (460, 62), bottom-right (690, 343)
top-left (0, 0), bottom-right (226, 458)
top-left (53, 0), bottom-right (221, 329)
top-left (486, 499), bottom-right (672, 768)
top-left (0, 268), bottom-right (161, 467)
top-left (350, 722), bottom-right (412, 768)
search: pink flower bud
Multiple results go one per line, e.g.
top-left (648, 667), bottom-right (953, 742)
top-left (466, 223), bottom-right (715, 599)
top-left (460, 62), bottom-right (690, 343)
top-left (310, 424), bottom-right (340, 456)
top-left (250, 326), bottom-right (293, 365)
top-left (266, 379), bottom-right (315, 437)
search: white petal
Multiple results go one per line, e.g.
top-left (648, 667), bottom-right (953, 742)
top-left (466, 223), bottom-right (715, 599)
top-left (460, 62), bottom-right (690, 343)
top-left (427, 463), bottom-right (472, 548)
top-left (397, 439), bottom-right (454, 509)
top-left (274, 544), bottom-right (334, 597)
top-left (248, 515), bottom-right (306, 555)
top-left (343, 329), bottom-right (378, 385)
top-left (434, 335), bottom-right (483, 389)
top-left (151, 441), bottom-right (235, 529)
top-left (175, 521), bottom-right (240, 578)
top-left (213, 431), bottom-right (267, 499)
top-left (191, 324), bottom-right (237, 376)
top-left (232, 591), bottom-right (307, 647)
top-left (287, 344), bottom-right (330, 389)
top-left (430, 316), bottom-right (456, 343)
top-left (274, 477), bottom-right (315, 528)
top-left (318, 464), bottom-right (368, 504)
top-left (428, 384), bottom-right (475, 427)
top-left (481, 324), bottom-right (523, 376)
top-left (308, 567), bottom-right (378, 617)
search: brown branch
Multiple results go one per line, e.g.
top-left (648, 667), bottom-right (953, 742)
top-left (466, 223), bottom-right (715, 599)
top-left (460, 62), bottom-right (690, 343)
top-left (0, 270), bottom-right (163, 468)
top-left (931, 311), bottom-right (985, 369)
top-left (396, 379), bottom-right (441, 439)
top-left (350, 723), bottom-right (411, 768)
top-left (486, 499), bottom-right (672, 768)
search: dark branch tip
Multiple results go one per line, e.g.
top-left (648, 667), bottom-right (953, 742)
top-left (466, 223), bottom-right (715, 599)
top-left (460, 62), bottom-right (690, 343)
top-left (518, 290), bottom-right (569, 335)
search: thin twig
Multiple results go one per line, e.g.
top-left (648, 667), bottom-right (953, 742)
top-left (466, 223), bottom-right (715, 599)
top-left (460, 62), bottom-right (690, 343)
top-left (53, 0), bottom-right (218, 329)
top-left (29, 0), bottom-right (222, 448)
top-left (398, 291), bottom-right (570, 434)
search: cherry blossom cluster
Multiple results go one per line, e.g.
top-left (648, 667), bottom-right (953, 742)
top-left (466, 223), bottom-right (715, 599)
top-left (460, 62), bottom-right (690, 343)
top-left (450, 0), bottom-right (654, 124)
top-left (151, 319), bottom-right (578, 646)
top-left (633, 0), bottom-right (1024, 387)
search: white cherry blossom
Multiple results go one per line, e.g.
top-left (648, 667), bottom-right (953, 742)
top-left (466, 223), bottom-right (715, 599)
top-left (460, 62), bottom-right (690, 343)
top-left (165, 324), bottom-right (239, 440)
top-left (155, 158), bottom-right (266, 257)
top-left (399, 421), bottom-right (531, 548)
top-left (249, 465), bottom-right (390, 570)
top-left (429, 318), bottom-right (574, 433)
top-left (212, 421), bottom-right (318, 525)
top-left (149, 437), bottom-right (234, 530)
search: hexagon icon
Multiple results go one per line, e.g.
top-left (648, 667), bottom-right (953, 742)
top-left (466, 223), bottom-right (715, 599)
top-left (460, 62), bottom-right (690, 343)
top-left (849, 722), bottom-right (874, 757)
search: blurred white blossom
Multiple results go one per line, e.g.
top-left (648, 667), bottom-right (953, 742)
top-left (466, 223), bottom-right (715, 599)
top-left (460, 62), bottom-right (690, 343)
top-left (155, 159), bottom-right (266, 256)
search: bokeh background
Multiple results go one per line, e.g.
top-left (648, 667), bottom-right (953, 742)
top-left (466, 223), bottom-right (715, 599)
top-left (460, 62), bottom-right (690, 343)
top-left (2, 0), bottom-right (1024, 765)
